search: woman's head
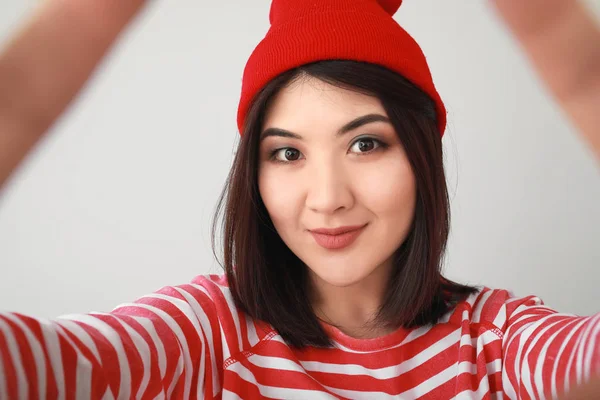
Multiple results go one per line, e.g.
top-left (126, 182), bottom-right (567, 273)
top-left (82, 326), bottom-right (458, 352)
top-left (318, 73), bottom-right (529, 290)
top-left (259, 75), bottom-right (417, 290)
top-left (213, 60), bottom-right (475, 348)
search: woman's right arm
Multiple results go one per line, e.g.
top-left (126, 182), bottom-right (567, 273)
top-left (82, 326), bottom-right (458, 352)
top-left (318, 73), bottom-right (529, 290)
top-left (0, 3), bottom-right (220, 397)
top-left (0, 282), bottom-right (218, 398)
top-left (0, 0), bottom-right (147, 190)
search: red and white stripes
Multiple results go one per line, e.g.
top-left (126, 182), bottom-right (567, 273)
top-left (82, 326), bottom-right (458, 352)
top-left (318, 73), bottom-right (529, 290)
top-left (0, 274), bottom-right (598, 399)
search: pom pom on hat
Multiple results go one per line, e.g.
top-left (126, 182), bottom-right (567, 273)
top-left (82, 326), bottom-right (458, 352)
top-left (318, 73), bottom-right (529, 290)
top-left (377, 0), bottom-right (403, 16)
top-left (238, 0), bottom-right (446, 136)
top-left (269, 0), bottom-right (403, 23)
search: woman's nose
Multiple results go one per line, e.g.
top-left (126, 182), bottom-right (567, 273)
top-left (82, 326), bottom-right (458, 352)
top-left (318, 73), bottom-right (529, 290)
top-left (305, 161), bottom-right (354, 214)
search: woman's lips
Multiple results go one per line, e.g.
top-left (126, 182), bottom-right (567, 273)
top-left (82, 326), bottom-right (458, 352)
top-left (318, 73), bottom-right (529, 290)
top-left (309, 224), bottom-right (367, 250)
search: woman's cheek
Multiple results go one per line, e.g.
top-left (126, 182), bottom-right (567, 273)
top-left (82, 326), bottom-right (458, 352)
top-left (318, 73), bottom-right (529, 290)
top-left (259, 167), bottom-right (302, 224)
top-left (353, 157), bottom-right (415, 210)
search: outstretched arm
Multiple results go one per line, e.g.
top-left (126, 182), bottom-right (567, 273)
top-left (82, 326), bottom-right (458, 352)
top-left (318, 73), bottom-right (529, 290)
top-left (491, 0), bottom-right (600, 161)
top-left (490, 3), bottom-right (600, 397)
top-left (0, 0), bottom-right (147, 190)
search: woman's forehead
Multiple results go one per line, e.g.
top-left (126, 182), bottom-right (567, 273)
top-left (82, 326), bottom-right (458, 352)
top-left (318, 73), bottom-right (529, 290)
top-left (262, 78), bottom-right (386, 133)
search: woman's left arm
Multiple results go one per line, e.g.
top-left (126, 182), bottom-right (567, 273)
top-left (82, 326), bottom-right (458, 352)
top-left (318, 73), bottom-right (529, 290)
top-left (497, 294), bottom-right (600, 399)
top-left (491, 0), bottom-right (600, 161)
top-left (489, 3), bottom-right (599, 396)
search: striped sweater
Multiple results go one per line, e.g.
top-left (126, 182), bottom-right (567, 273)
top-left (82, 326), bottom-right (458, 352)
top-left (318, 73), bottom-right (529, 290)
top-left (0, 274), bottom-right (598, 399)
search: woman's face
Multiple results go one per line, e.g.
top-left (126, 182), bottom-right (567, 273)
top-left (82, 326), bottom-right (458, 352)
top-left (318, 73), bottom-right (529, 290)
top-left (258, 76), bottom-right (417, 288)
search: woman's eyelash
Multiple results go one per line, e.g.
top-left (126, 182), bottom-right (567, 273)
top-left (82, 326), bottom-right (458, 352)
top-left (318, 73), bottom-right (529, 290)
top-left (267, 136), bottom-right (388, 163)
top-left (350, 137), bottom-right (388, 154)
top-left (268, 148), bottom-right (301, 163)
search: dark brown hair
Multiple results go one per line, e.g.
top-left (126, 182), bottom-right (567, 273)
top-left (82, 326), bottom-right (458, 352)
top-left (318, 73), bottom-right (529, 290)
top-left (212, 60), bottom-right (477, 348)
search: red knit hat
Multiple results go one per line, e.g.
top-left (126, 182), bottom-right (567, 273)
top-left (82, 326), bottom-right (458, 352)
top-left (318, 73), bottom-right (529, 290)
top-left (237, 0), bottom-right (446, 136)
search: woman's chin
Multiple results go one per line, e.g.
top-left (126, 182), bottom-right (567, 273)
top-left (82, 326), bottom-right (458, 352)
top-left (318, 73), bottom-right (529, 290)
top-left (309, 265), bottom-right (372, 288)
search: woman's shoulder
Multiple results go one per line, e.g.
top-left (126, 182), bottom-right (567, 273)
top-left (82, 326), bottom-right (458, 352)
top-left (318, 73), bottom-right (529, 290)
top-left (139, 273), bottom-right (239, 323)
top-left (448, 286), bottom-right (550, 334)
top-left (174, 274), bottom-right (272, 331)
top-left (113, 273), bottom-right (242, 334)
top-left (112, 273), bottom-right (274, 355)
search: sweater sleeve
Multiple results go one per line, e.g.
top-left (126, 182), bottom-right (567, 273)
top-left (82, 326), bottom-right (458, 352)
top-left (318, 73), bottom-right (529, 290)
top-left (0, 281), bottom-right (222, 399)
top-left (496, 293), bottom-right (600, 399)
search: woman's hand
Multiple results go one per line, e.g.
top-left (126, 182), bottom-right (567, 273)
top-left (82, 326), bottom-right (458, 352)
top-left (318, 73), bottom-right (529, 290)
top-left (490, 0), bottom-right (600, 162)
top-left (0, 0), bottom-right (148, 190)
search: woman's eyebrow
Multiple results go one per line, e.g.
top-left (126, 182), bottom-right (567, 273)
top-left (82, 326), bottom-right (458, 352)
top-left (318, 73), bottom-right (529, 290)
top-left (336, 113), bottom-right (390, 136)
top-left (260, 113), bottom-right (390, 141)
top-left (260, 128), bottom-right (302, 141)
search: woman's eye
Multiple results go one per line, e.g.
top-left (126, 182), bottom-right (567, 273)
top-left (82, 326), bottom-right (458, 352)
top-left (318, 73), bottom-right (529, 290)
top-left (350, 138), bottom-right (380, 154)
top-left (273, 148), bottom-right (302, 162)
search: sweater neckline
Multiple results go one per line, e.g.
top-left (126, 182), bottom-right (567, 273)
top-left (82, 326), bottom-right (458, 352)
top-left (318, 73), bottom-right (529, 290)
top-left (319, 320), bottom-right (411, 352)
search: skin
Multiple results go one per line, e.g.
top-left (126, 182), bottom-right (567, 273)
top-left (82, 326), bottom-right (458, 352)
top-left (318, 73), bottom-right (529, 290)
top-left (258, 77), bottom-right (416, 338)
top-left (0, 0), bottom-right (147, 189)
top-left (0, 0), bottom-right (597, 396)
top-left (490, 0), bottom-right (600, 161)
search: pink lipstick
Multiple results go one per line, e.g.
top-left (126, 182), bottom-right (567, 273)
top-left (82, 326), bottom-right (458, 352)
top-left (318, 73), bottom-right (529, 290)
top-left (309, 224), bottom-right (367, 250)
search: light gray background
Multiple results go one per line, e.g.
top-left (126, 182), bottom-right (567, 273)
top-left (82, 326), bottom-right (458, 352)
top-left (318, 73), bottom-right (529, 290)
top-left (0, 1), bottom-right (599, 318)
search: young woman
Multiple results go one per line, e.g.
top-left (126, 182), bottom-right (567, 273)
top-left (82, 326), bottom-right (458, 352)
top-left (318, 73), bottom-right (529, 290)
top-left (0, 0), bottom-right (599, 399)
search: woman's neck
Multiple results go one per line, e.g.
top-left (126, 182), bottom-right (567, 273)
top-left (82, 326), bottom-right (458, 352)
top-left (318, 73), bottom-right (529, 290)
top-left (309, 260), bottom-right (394, 339)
